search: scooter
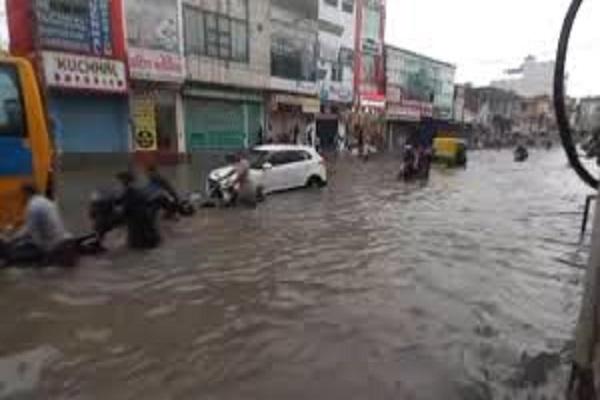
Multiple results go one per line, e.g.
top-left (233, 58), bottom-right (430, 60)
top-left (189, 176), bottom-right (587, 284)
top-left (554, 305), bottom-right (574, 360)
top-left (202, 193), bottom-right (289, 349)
top-left (205, 172), bottom-right (240, 208)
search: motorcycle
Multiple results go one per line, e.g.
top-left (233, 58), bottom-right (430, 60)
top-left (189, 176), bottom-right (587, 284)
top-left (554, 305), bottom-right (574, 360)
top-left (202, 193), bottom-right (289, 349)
top-left (514, 145), bottom-right (529, 162)
top-left (205, 171), bottom-right (241, 208)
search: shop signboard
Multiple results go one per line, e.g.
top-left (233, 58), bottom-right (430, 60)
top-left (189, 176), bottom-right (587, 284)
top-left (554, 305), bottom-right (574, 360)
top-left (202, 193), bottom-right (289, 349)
top-left (34, 0), bottom-right (113, 56)
top-left (272, 94), bottom-right (320, 114)
top-left (320, 82), bottom-right (353, 103)
top-left (126, 0), bottom-right (184, 82)
top-left (132, 95), bottom-right (158, 151)
top-left (42, 51), bottom-right (127, 93)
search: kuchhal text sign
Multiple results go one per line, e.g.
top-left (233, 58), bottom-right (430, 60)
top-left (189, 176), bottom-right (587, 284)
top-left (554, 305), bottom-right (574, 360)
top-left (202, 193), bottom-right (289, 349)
top-left (42, 51), bottom-right (127, 93)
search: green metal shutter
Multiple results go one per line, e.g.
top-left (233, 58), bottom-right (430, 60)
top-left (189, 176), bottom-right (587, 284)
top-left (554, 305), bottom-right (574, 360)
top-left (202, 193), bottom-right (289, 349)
top-left (185, 98), bottom-right (246, 150)
top-left (246, 103), bottom-right (262, 146)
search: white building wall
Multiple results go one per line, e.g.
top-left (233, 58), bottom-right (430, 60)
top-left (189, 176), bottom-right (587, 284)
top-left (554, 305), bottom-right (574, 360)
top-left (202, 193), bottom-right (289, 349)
top-left (491, 57), bottom-right (555, 98)
top-left (184, 0), bottom-right (271, 90)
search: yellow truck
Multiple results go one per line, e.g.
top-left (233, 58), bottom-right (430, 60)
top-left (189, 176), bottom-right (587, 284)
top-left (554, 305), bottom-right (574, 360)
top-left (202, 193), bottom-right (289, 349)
top-left (0, 55), bottom-right (53, 230)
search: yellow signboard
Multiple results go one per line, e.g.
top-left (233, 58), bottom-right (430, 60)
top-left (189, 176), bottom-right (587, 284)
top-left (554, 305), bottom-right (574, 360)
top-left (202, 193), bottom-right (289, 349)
top-left (132, 95), bottom-right (157, 151)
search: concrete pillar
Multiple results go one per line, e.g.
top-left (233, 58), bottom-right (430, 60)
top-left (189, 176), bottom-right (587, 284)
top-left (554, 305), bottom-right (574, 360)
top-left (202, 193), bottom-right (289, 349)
top-left (176, 93), bottom-right (186, 154)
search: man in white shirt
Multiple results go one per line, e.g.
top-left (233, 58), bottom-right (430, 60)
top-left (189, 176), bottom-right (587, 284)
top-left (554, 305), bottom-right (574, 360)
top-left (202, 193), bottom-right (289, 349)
top-left (0, 184), bottom-right (73, 266)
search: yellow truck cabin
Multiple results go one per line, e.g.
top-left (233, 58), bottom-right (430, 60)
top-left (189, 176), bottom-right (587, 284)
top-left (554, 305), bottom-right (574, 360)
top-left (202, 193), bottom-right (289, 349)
top-left (0, 55), bottom-right (53, 230)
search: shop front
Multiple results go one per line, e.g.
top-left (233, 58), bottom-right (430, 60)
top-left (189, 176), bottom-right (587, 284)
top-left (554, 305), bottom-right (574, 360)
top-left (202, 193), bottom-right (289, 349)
top-left (7, 0), bottom-right (129, 162)
top-left (268, 94), bottom-right (320, 144)
top-left (130, 85), bottom-right (183, 164)
top-left (126, 0), bottom-right (186, 164)
top-left (317, 103), bottom-right (351, 151)
top-left (184, 87), bottom-right (264, 152)
top-left (318, 84), bottom-right (354, 151)
top-left (386, 100), bottom-right (433, 151)
top-left (351, 93), bottom-right (386, 149)
top-left (42, 51), bottom-right (129, 156)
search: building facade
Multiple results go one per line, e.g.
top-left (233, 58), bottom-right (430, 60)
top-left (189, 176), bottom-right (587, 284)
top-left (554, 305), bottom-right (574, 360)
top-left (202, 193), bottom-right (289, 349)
top-left (268, 0), bottom-right (320, 144)
top-left (575, 97), bottom-right (600, 135)
top-left (491, 56), bottom-right (555, 98)
top-left (385, 45), bottom-right (455, 150)
top-left (126, 0), bottom-right (186, 163)
top-left (517, 95), bottom-right (557, 139)
top-left (354, 0), bottom-right (385, 111)
top-left (182, 0), bottom-right (270, 151)
top-left (316, 0), bottom-right (356, 150)
top-left (7, 0), bottom-right (129, 160)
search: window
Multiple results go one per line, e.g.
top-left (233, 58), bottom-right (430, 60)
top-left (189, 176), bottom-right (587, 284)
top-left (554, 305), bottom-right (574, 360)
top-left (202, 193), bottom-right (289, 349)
top-left (184, 6), bottom-right (249, 62)
top-left (331, 63), bottom-right (343, 82)
top-left (205, 13), bottom-right (219, 57)
top-left (269, 152), bottom-right (290, 166)
top-left (342, 0), bottom-right (354, 13)
top-left (271, 22), bottom-right (317, 82)
top-left (324, 0), bottom-right (338, 6)
top-left (184, 7), bottom-right (205, 55)
top-left (300, 151), bottom-right (313, 161)
top-left (269, 151), bottom-right (305, 166)
top-left (231, 20), bottom-right (248, 61)
top-left (0, 64), bottom-right (25, 138)
top-left (248, 150), bottom-right (269, 169)
top-left (361, 54), bottom-right (376, 83)
top-left (363, 6), bottom-right (381, 40)
top-left (286, 151), bottom-right (307, 163)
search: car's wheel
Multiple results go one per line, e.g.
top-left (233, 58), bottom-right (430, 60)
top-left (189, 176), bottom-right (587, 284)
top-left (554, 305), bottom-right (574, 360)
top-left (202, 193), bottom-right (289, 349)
top-left (306, 176), bottom-right (325, 189)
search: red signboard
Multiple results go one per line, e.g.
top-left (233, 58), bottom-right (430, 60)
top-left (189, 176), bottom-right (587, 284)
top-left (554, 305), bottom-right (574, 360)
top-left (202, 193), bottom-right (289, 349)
top-left (7, 0), bottom-right (34, 56)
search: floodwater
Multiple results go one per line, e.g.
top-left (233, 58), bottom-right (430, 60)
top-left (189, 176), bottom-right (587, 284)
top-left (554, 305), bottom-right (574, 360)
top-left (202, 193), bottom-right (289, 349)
top-left (0, 149), bottom-right (594, 399)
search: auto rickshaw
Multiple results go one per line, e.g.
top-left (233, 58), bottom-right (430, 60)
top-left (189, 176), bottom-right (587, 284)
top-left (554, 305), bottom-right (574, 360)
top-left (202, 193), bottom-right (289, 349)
top-left (433, 137), bottom-right (467, 167)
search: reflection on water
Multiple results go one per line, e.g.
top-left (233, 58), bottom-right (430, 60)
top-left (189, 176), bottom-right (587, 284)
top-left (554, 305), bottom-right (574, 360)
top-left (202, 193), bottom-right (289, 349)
top-left (0, 150), bottom-right (592, 399)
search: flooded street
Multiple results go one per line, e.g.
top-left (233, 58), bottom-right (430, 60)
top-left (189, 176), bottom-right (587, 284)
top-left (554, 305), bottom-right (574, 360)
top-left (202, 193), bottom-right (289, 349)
top-left (0, 150), bottom-right (593, 399)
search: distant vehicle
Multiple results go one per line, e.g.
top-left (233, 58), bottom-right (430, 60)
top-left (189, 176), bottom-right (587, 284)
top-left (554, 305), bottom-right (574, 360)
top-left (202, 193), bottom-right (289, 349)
top-left (0, 55), bottom-right (53, 230)
top-left (207, 145), bottom-right (327, 197)
top-left (514, 145), bottom-right (529, 162)
top-left (433, 137), bottom-right (467, 167)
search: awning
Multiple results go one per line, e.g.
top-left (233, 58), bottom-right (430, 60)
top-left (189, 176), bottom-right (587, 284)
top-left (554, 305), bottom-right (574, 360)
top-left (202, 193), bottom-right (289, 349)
top-left (272, 94), bottom-right (320, 114)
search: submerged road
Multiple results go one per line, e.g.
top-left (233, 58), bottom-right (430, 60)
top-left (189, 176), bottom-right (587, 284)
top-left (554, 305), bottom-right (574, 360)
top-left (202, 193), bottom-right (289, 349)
top-left (0, 149), bottom-right (592, 399)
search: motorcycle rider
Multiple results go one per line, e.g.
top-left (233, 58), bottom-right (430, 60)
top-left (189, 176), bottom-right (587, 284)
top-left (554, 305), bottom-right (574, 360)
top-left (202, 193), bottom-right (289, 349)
top-left (146, 165), bottom-right (181, 218)
top-left (116, 171), bottom-right (161, 250)
top-left (232, 152), bottom-right (257, 207)
top-left (0, 183), bottom-right (75, 267)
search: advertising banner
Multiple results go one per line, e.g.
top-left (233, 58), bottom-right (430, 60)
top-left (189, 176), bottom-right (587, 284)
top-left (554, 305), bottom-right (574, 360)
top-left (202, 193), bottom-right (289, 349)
top-left (34, 0), bottom-right (113, 56)
top-left (42, 51), bottom-right (127, 93)
top-left (126, 0), bottom-right (184, 82)
top-left (132, 95), bottom-right (158, 151)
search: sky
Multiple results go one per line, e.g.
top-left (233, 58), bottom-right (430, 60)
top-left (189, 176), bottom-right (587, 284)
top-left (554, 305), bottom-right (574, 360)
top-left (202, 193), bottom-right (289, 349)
top-left (386, 0), bottom-right (600, 97)
top-left (1, 0), bottom-right (599, 96)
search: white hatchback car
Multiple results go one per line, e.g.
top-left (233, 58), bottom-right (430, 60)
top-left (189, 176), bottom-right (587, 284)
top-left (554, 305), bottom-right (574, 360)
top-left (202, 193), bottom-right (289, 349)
top-left (208, 145), bottom-right (328, 195)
